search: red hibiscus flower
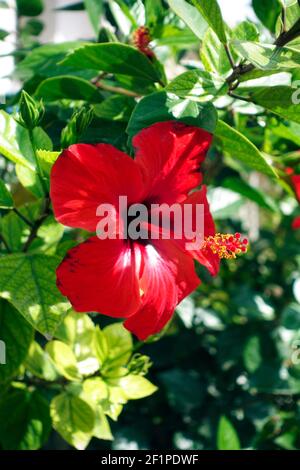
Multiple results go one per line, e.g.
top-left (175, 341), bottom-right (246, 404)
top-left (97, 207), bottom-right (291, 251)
top-left (51, 121), bottom-right (221, 340)
top-left (292, 217), bottom-right (300, 229)
top-left (286, 168), bottom-right (300, 231)
top-left (291, 174), bottom-right (300, 202)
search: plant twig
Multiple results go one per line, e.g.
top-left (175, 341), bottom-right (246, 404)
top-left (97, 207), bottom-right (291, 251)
top-left (224, 43), bottom-right (236, 70)
top-left (226, 20), bottom-right (300, 89)
top-left (94, 81), bottom-right (140, 98)
top-left (13, 208), bottom-right (34, 228)
top-left (228, 90), bottom-right (252, 103)
top-left (22, 197), bottom-right (51, 252)
top-left (0, 234), bottom-right (11, 253)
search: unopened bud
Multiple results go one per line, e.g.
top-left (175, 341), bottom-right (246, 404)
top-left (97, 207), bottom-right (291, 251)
top-left (16, 90), bottom-right (44, 130)
top-left (61, 107), bottom-right (94, 148)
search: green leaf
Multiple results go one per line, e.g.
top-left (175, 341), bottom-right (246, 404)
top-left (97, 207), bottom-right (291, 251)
top-left (36, 150), bottom-right (60, 176)
top-left (0, 111), bottom-right (35, 170)
top-left (46, 340), bottom-right (81, 380)
top-left (84, 0), bottom-right (103, 33)
top-left (25, 341), bottom-right (59, 381)
top-left (0, 202), bottom-right (63, 254)
top-left (0, 29), bottom-right (9, 40)
top-left (200, 28), bottom-right (231, 75)
top-left (114, 74), bottom-right (156, 95)
top-left (145, 0), bottom-right (164, 25)
top-left (271, 121), bottom-right (300, 146)
top-left (166, 70), bottom-right (228, 102)
top-left (277, 0), bottom-right (300, 35)
top-left (233, 21), bottom-right (259, 41)
top-left (35, 76), bottom-right (102, 103)
top-left (217, 416), bottom-right (241, 450)
top-left (0, 299), bottom-right (33, 383)
top-left (108, 0), bottom-right (138, 32)
top-left (94, 326), bottom-right (109, 367)
top-left (55, 311), bottom-right (99, 376)
top-left (16, 164), bottom-right (44, 198)
top-left (50, 393), bottom-right (95, 450)
top-left (55, 310), bottom-right (94, 345)
top-left (281, 303), bottom-right (300, 330)
top-left (127, 91), bottom-right (217, 141)
top-left (93, 410), bottom-right (113, 440)
top-left (243, 335), bottom-right (262, 373)
top-left (0, 181), bottom-right (13, 209)
top-left (208, 187), bottom-right (243, 220)
top-left (23, 18), bottom-right (44, 36)
top-left (33, 126), bottom-right (53, 152)
top-left (119, 375), bottom-right (158, 400)
top-left (103, 323), bottom-right (133, 368)
top-left (232, 41), bottom-right (300, 70)
top-left (0, 201), bottom-right (41, 252)
top-left (222, 176), bottom-right (278, 212)
top-left (275, 433), bottom-right (297, 451)
top-left (0, 389), bottom-right (51, 450)
top-left (0, 253), bottom-right (70, 336)
top-left (249, 86), bottom-right (300, 124)
top-left (81, 378), bottom-right (112, 440)
top-left (16, 41), bottom-right (89, 81)
top-left (82, 377), bottom-right (109, 402)
top-left (55, 2), bottom-right (84, 11)
top-left (61, 43), bottom-right (162, 83)
top-left (252, 0), bottom-right (282, 33)
top-left (215, 120), bottom-right (277, 177)
top-left (168, 0), bottom-right (208, 40)
top-left (191, 0), bottom-right (227, 43)
top-left (16, 0), bottom-right (44, 17)
top-left (94, 95), bottom-right (135, 122)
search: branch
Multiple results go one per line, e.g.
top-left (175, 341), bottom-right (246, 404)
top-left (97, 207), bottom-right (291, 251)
top-left (95, 80), bottom-right (140, 98)
top-left (0, 234), bottom-right (11, 253)
top-left (13, 208), bottom-right (34, 228)
top-left (226, 20), bottom-right (300, 89)
top-left (224, 43), bottom-right (236, 69)
top-left (22, 197), bottom-right (51, 252)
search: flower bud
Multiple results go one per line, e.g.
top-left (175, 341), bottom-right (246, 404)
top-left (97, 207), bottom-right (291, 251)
top-left (127, 353), bottom-right (153, 376)
top-left (61, 107), bottom-right (94, 148)
top-left (17, 90), bottom-right (44, 130)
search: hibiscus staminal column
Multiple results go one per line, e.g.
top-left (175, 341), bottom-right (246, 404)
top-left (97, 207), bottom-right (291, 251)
top-left (202, 232), bottom-right (248, 259)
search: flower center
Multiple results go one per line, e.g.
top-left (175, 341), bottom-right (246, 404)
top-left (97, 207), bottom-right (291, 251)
top-left (202, 232), bottom-right (248, 259)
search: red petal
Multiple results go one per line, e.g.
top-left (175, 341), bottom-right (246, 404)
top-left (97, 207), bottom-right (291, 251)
top-left (291, 175), bottom-right (300, 202)
top-left (124, 240), bottom-right (200, 340)
top-left (56, 237), bottom-right (141, 317)
top-left (179, 187), bottom-right (220, 276)
top-left (51, 144), bottom-right (143, 232)
top-left (133, 121), bottom-right (212, 204)
top-left (292, 216), bottom-right (300, 230)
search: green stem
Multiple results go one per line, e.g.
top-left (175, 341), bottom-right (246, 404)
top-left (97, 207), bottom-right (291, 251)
top-left (28, 128), bottom-right (48, 195)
